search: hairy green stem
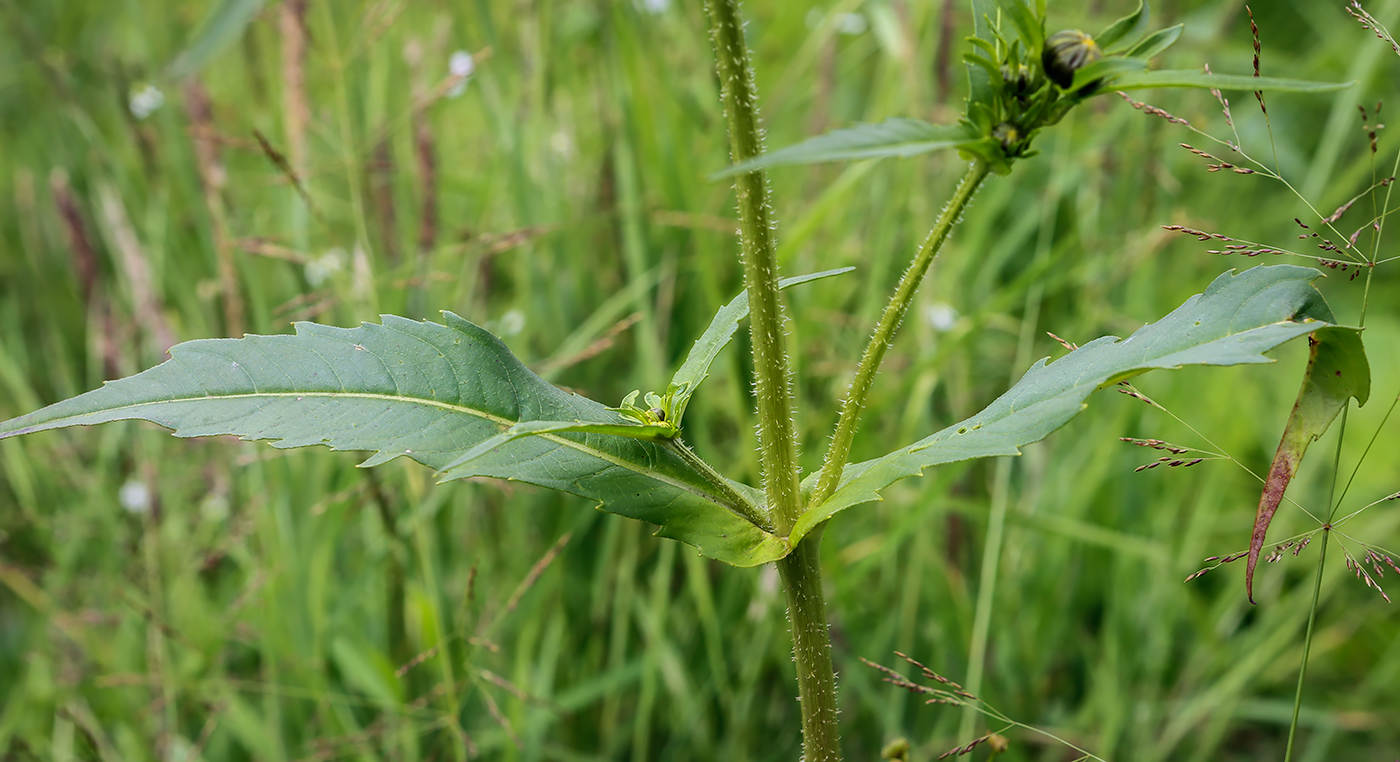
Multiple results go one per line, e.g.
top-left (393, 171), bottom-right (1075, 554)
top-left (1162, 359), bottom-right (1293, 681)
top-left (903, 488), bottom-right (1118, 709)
top-left (704, 0), bottom-right (802, 532)
top-left (811, 161), bottom-right (990, 507)
top-left (705, 2), bottom-right (839, 759)
top-left (777, 527), bottom-right (841, 762)
top-left (665, 438), bottom-right (773, 532)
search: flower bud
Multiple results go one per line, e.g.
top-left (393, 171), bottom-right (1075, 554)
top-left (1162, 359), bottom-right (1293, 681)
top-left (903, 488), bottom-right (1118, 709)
top-left (1042, 29), bottom-right (1103, 89)
top-left (992, 122), bottom-right (1022, 152)
top-left (1000, 62), bottom-right (1035, 98)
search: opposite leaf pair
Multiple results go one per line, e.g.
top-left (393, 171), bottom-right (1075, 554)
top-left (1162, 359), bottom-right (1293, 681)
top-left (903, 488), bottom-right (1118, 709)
top-left (0, 264), bottom-right (1362, 578)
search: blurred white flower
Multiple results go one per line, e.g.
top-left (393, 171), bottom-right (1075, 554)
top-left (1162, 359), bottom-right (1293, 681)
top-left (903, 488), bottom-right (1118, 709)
top-left (305, 248), bottom-right (346, 288)
top-left (129, 84), bottom-right (164, 120)
top-left (925, 302), bottom-right (958, 333)
top-left (448, 51), bottom-right (475, 98)
top-left (550, 130), bottom-right (574, 158)
top-left (636, 0), bottom-right (670, 13)
top-left (836, 12), bottom-right (867, 35)
top-left (119, 479), bottom-right (151, 514)
top-left (201, 492), bottom-right (229, 522)
top-left (496, 309), bottom-right (526, 337)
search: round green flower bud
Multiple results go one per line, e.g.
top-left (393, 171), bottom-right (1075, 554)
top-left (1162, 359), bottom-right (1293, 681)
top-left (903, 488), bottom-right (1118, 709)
top-left (1042, 29), bottom-right (1103, 89)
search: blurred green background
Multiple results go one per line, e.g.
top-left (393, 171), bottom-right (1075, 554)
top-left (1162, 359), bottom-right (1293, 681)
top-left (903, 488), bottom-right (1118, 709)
top-left (1, 0), bottom-right (1398, 759)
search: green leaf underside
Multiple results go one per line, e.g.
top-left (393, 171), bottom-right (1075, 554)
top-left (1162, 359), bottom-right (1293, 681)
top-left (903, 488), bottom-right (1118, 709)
top-left (439, 419), bottom-right (766, 519)
top-left (791, 265), bottom-right (1341, 543)
top-left (169, 0), bottom-right (264, 79)
top-left (1126, 24), bottom-right (1183, 60)
top-left (1246, 326), bottom-right (1369, 602)
top-left (995, 0), bottom-right (1043, 51)
top-left (1096, 0), bottom-right (1148, 52)
top-left (968, 0), bottom-right (999, 119)
top-left (669, 267), bottom-right (854, 423)
top-left (443, 420), bottom-right (674, 472)
top-left (1110, 70), bottom-right (1354, 92)
top-left (1073, 58), bottom-right (1148, 90)
top-left (0, 313), bottom-right (787, 567)
top-left (711, 120), bottom-right (980, 177)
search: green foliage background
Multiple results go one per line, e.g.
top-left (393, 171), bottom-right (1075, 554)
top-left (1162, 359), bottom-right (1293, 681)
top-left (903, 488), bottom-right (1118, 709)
top-left (1, 0), bottom-right (1397, 759)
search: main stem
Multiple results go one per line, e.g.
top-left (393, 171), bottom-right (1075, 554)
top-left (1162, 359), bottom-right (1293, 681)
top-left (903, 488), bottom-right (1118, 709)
top-left (705, 1), bottom-right (838, 759)
top-left (777, 526), bottom-right (841, 760)
top-left (704, 0), bottom-right (801, 532)
top-left (811, 161), bottom-right (990, 507)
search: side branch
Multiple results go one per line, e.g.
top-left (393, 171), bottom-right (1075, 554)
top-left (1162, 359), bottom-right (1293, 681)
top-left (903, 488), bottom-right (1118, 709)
top-left (811, 160), bottom-right (990, 508)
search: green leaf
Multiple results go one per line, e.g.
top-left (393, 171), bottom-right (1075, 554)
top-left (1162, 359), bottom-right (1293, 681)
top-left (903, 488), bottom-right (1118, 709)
top-left (1126, 24), bottom-right (1183, 60)
top-left (0, 314), bottom-right (788, 567)
top-left (1071, 57), bottom-right (1148, 90)
top-left (791, 265), bottom-right (1341, 543)
top-left (330, 637), bottom-right (404, 707)
top-left (669, 267), bottom-right (854, 426)
top-left (993, 0), bottom-right (1044, 51)
top-left (963, 52), bottom-right (1002, 83)
top-left (168, 0), bottom-right (264, 79)
top-left (1110, 70), bottom-right (1354, 93)
top-left (1095, 0), bottom-right (1148, 52)
top-left (444, 420), bottom-right (674, 468)
top-left (710, 120), bottom-right (980, 178)
top-left (967, 0), bottom-right (1000, 121)
top-left (1246, 326), bottom-right (1369, 602)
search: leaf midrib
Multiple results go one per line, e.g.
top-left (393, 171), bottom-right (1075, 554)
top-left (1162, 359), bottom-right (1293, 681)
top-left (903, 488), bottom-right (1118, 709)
top-left (35, 390), bottom-right (751, 521)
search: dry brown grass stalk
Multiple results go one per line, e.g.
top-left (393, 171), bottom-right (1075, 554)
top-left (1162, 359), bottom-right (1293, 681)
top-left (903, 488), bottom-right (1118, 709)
top-left (183, 79), bottom-right (244, 336)
top-left (96, 182), bottom-right (176, 356)
top-left (279, 0), bottom-right (310, 178)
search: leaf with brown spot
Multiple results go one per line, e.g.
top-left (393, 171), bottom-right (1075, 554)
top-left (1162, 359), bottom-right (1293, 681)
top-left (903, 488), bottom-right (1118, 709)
top-left (1247, 326), bottom-right (1370, 602)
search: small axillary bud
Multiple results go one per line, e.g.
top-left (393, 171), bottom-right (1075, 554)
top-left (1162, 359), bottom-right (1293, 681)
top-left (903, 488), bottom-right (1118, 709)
top-left (992, 122), bottom-right (1021, 152)
top-left (1042, 29), bottom-right (1103, 89)
top-left (999, 62), bottom-right (1035, 98)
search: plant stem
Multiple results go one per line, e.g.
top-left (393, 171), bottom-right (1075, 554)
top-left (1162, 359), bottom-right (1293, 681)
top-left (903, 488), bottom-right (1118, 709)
top-left (1285, 406), bottom-right (1349, 761)
top-left (665, 438), bottom-right (773, 532)
top-left (1283, 526), bottom-right (1328, 762)
top-left (703, 0), bottom-right (802, 533)
top-left (811, 160), bottom-right (990, 507)
top-left (777, 527), bottom-right (841, 762)
top-left (704, 2), bottom-right (839, 760)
